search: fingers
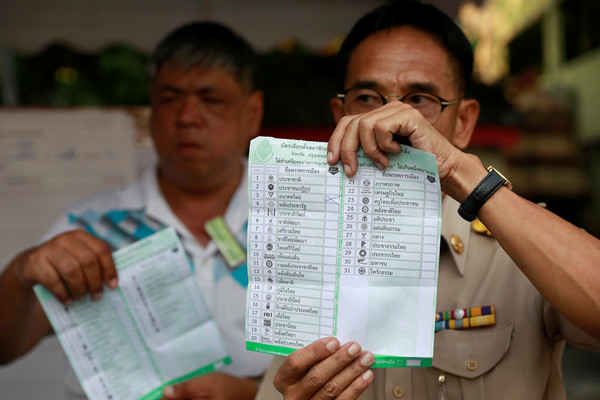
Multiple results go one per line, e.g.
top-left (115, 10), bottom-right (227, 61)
top-left (328, 103), bottom-right (419, 177)
top-left (58, 240), bottom-right (100, 300)
top-left (358, 113), bottom-right (399, 167)
top-left (276, 337), bottom-right (340, 386)
top-left (25, 248), bottom-right (75, 304)
top-left (329, 116), bottom-right (360, 176)
top-left (336, 369), bottom-right (374, 400)
top-left (20, 230), bottom-right (117, 305)
top-left (311, 346), bottom-right (374, 400)
top-left (84, 235), bottom-right (119, 291)
top-left (274, 338), bottom-right (374, 400)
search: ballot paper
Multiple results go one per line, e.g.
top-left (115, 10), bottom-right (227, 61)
top-left (34, 227), bottom-right (230, 400)
top-left (245, 137), bottom-right (441, 368)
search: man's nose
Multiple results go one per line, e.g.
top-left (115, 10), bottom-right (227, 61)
top-left (384, 94), bottom-right (402, 104)
top-left (177, 96), bottom-right (204, 124)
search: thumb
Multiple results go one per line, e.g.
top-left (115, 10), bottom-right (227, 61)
top-left (163, 381), bottom-right (207, 400)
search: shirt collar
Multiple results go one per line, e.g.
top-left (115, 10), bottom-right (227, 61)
top-left (143, 161), bottom-right (249, 244)
top-left (223, 159), bottom-right (249, 235)
top-left (143, 166), bottom-right (195, 242)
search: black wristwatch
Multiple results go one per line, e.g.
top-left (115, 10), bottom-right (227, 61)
top-left (458, 166), bottom-right (512, 222)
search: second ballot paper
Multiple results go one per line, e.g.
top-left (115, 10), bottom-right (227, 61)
top-left (245, 137), bottom-right (441, 368)
top-left (34, 227), bottom-right (230, 400)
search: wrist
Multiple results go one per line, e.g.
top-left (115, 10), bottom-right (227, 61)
top-left (9, 250), bottom-right (34, 290)
top-left (458, 165), bottom-right (512, 222)
top-left (442, 153), bottom-right (488, 203)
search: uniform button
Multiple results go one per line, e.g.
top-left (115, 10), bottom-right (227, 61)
top-left (466, 358), bottom-right (479, 371)
top-left (392, 385), bottom-right (404, 398)
top-left (450, 234), bottom-right (464, 254)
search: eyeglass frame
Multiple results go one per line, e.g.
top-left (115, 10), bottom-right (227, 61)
top-left (336, 87), bottom-right (459, 123)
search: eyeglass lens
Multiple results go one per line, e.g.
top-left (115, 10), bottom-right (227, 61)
top-left (343, 88), bottom-right (445, 123)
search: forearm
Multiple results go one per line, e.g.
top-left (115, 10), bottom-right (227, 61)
top-left (0, 250), bottom-right (52, 364)
top-left (442, 152), bottom-right (600, 338)
top-left (478, 189), bottom-right (600, 338)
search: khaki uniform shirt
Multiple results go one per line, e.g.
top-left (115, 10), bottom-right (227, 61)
top-left (256, 197), bottom-right (600, 400)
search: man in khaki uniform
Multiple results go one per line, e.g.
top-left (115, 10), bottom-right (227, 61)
top-left (257, 1), bottom-right (600, 399)
top-left (259, 197), bottom-right (600, 399)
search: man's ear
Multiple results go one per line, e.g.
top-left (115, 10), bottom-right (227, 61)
top-left (330, 96), bottom-right (345, 124)
top-left (246, 90), bottom-right (264, 139)
top-left (451, 98), bottom-right (479, 150)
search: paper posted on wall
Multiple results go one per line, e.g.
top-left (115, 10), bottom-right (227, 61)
top-left (245, 136), bottom-right (441, 368)
top-left (35, 227), bottom-right (230, 400)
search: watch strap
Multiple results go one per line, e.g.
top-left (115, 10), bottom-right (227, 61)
top-left (458, 169), bottom-right (506, 221)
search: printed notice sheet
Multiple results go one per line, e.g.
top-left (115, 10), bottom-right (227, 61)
top-left (34, 227), bottom-right (230, 400)
top-left (245, 137), bottom-right (441, 367)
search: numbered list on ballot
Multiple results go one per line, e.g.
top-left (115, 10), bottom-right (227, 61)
top-left (246, 137), bottom-right (441, 367)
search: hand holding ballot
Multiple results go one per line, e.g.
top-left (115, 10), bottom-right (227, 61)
top-left (17, 230), bottom-right (118, 304)
top-left (0, 230), bottom-right (118, 363)
top-left (34, 228), bottom-right (231, 400)
top-left (272, 338), bottom-right (373, 400)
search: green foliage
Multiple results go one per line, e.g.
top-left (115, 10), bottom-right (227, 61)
top-left (15, 40), bottom-right (339, 126)
top-left (17, 43), bottom-right (150, 106)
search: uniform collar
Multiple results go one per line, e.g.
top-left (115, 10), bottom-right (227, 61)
top-left (441, 196), bottom-right (472, 276)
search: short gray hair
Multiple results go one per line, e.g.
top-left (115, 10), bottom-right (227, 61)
top-left (149, 21), bottom-right (258, 91)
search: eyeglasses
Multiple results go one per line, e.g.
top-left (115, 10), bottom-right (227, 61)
top-left (337, 88), bottom-right (459, 124)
